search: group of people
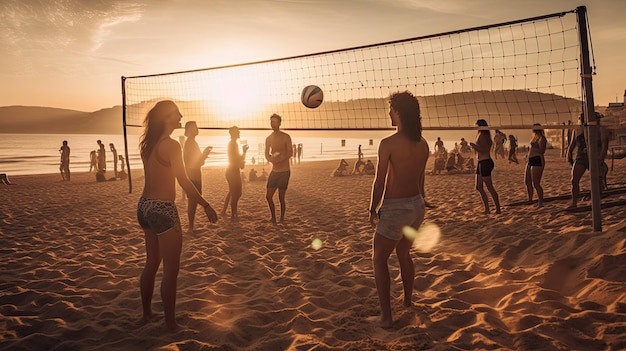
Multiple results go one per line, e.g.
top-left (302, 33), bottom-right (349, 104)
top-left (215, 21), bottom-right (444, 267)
top-left (134, 94), bottom-right (613, 332)
top-left (59, 139), bottom-right (126, 182)
top-left (331, 144), bottom-right (375, 176)
top-left (136, 103), bottom-right (294, 330)
top-left (431, 138), bottom-right (475, 175)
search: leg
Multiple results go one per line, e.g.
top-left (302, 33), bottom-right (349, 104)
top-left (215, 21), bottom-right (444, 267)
top-left (221, 192), bottom-right (230, 216)
top-left (570, 163), bottom-right (586, 207)
top-left (483, 176), bottom-right (501, 214)
top-left (524, 164), bottom-right (533, 202)
top-left (396, 236), bottom-right (415, 307)
top-left (278, 189), bottom-right (287, 222)
top-left (531, 165), bottom-right (544, 207)
top-left (266, 187), bottom-right (278, 224)
top-left (140, 229), bottom-right (161, 324)
top-left (373, 233), bottom-right (398, 328)
top-left (475, 175), bottom-right (490, 214)
top-left (230, 175), bottom-right (243, 218)
top-left (157, 227), bottom-right (182, 331)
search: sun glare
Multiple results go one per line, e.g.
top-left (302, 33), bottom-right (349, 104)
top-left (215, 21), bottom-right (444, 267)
top-left (203, 68), bottom-right (267, 122)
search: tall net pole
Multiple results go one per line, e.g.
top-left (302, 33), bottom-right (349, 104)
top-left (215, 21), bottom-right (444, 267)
top-left (577, 6), bottom-right (602, 232)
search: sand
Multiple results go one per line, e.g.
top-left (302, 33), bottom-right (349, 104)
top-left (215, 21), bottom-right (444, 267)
top-left (1, 149), bottom-right (625, 351)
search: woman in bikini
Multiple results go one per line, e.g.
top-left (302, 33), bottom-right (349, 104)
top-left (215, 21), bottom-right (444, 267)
top-left (136, 100), bottom-right (218, 331)
top-left (524, 124), bottom-right (547, 207)
top-left (470, 119), bottom-right (501, 214)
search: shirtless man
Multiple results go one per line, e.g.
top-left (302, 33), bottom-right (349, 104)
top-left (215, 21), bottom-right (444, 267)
top-left (368, 91), bottom-right (429, 328)
top-left (265, 113), bottom-right (293, 224)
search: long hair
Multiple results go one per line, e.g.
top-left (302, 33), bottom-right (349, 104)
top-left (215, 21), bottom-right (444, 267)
top-left (388, 91), bottom-right (422, 141)
top-left (139, 100), bottom-right (177, 160)
top-left (532, 123), bottom-right (546, 139)
top-left (475, 119), bottom-right (492, 144)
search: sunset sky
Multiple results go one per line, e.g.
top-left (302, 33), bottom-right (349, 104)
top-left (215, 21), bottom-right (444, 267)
top-left (1, 0), bottom-right (624, 112)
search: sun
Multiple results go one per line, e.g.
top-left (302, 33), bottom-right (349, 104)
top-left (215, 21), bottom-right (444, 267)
top-left (202, 66), bottom-right (266, 122)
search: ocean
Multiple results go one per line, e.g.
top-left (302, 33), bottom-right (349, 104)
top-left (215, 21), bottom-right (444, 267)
top-left (0, 130), bottom-right (470, 176)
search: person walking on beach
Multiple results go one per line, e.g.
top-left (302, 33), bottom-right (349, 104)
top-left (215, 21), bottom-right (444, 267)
top-left (59, 140), bottom-right (70, 181)
top-left (525, 124), bottom-right (547, 207)
top-left (137, 100), bottom-right (218, 331)
top-left (368, 91), bottom-right (429, 328)
top-left (567, 113), bottom-right (610, 208)
top-left (265, 113), bottom-right (293, 224)
top-left (470, 119), bottom-right (501, 214)
top-left (221, 126), bottom-right (249, 219)
top-left (97, 140), bottom-right (106, 172)
top-left (89, 150), bottom-right (98, 172)
top-left (508, 135), bottom-right (519, 164)
top-left (109, 143), bottom-right (118, 177)
top-left (182, 121), bottom-right (212, 233)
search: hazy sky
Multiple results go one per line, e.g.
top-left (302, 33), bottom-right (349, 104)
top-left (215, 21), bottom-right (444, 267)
top-left (1, 0), bottom-right (624, 111)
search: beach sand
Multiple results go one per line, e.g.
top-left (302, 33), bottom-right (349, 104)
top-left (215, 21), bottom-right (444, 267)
top-left (1, 149), bottom-right (625, 350)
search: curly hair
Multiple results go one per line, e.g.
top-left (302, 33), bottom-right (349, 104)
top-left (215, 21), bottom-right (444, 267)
top-left (388, 91), bottom-right (422, 141)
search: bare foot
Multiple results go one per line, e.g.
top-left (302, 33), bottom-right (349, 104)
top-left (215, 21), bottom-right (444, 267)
top-left (139, 313), bottom-right (153, 326)
top-left (166, 321), bottom-right (181, 332)
top-left (495, 208), bottom-right (501, 214)
top-left (366, 315), bottom-right (394, 329)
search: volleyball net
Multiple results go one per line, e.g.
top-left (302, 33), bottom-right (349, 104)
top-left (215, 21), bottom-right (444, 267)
top-left (122, 7), bottom-right (588, 132)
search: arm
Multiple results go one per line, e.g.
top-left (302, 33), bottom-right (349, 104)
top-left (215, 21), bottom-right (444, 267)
top-left (240, 144), bottom-right (249, 169)
top-left (567, 130), bottom-right (576, 164)
top-left (539, 136), bottom-right (547, 155)
top-left (369, 140), bottom-right (390, 227)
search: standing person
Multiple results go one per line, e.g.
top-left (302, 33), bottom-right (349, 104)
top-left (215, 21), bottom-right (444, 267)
top-left (525, 124), bottom-right (547, 207)
top-left (59, 140), bottom-right (70, 181)
top-left (89, 150), bottom-right (98, 172)
top-left (110, 143), bottom-right (118, 177)
top-left (434, 137), bottom-right (444, 154)
top-left (182, 121), bottom-right (212, 233)
top-left (508, 135), bottom-right (519, 164)
top-left (222, 126), bottom-right (249, 219)
top-left (358, 144), bottom-right (364, 161)
top-left (567, 113), bottom-right (610, 207)
top-left (264, 113), bottom-right (293, 224)
top-left (297, 143), bottom-right (303, 163)
top-left (470, 120), bottom-right (501, 214)
top-left (368, 91), bottom-right (429, 328)
top-left (136, 100), bottom-right (218, 331)
top-left (97, 140), bottom-right (106, 172)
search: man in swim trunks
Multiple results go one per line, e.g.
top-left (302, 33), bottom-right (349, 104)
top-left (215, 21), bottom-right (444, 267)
top-left (265, 113), bottom-right (293, 224)
top-left (368, 91), bottom-right (429, 328)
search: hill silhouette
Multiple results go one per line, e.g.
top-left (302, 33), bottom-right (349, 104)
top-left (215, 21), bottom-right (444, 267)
top-left (0, 106), bottom-right (123, 134)
top-left (0, 90), bottom-right (582, 133)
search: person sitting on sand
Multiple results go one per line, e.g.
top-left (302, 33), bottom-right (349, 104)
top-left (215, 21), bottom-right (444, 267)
top-left (249, 168), bottom-right (258, 182)
top-left (0, 173), bottom-right (14, 185)
top-left (363, 160), bottom-right (375, 175)
top-left (368, 91), bottom-right (429, 328)
top-left (445, 152), bottom-right (457, 172)
top-left (258, 168), bottom-right (268, 181)
top-left (136, 100), bottom-right (218, 331)
top-left (332, 159), bottom-right (350, 177)
top-left (352, 158), bottom-right (366, 175)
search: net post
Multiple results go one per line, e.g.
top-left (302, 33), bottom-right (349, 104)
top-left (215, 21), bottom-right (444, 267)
top-left (121, 76), bottom-right (133, 194)
top-left (577, 6), bottom-right (601, 232)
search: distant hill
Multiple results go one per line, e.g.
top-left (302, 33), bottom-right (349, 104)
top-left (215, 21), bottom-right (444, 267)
top-left (0, 90), bottom-right (584, 134)
top-left (0, 106), bottom-right (124, 134)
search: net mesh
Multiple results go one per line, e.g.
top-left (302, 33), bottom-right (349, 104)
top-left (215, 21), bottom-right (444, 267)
top-left (123, 9), bottom-right (582, 131)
